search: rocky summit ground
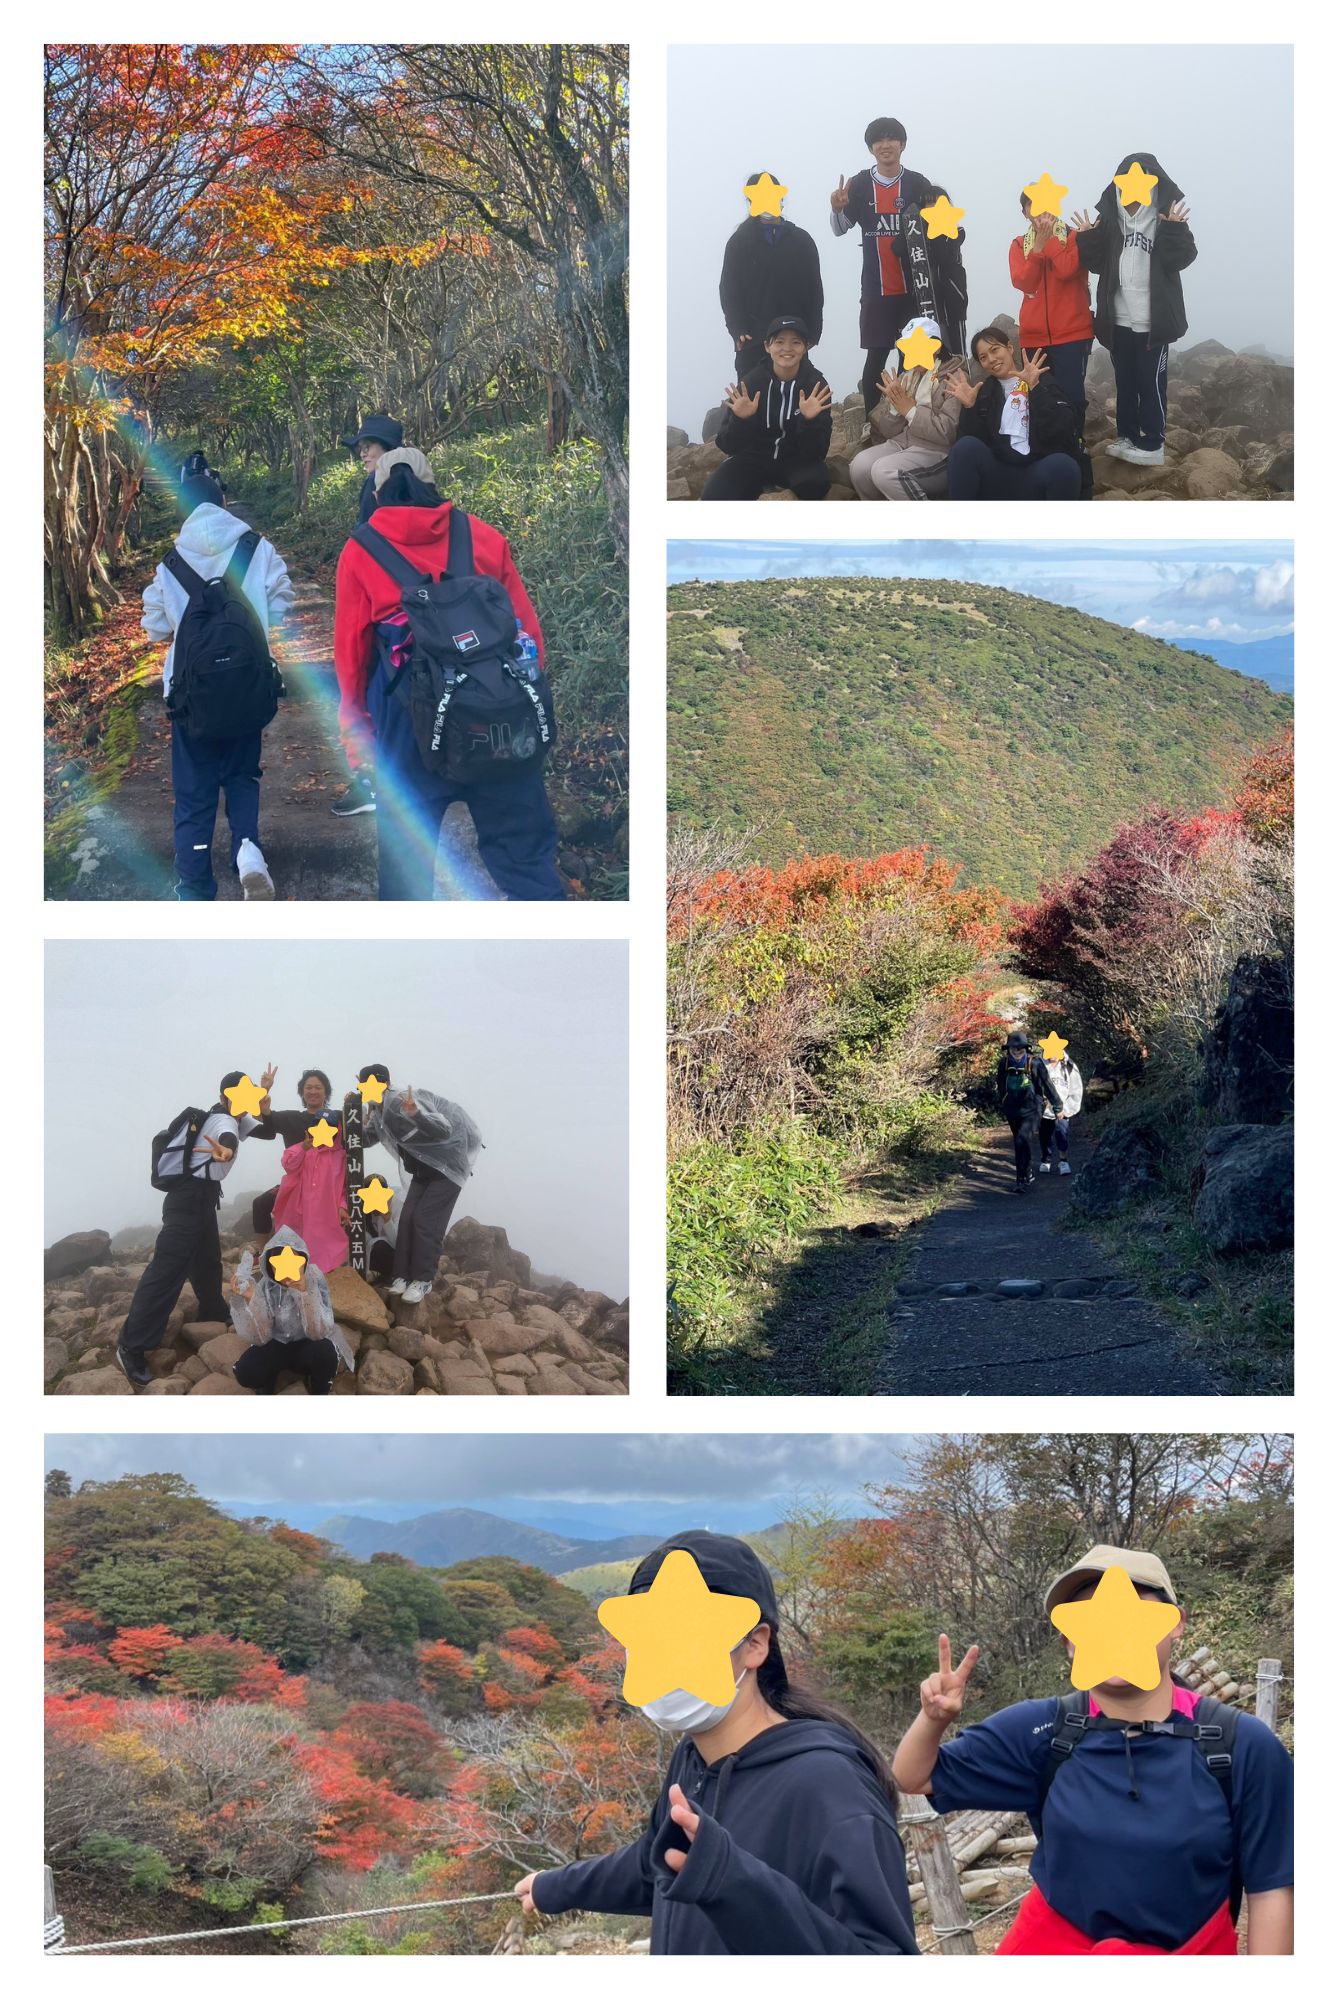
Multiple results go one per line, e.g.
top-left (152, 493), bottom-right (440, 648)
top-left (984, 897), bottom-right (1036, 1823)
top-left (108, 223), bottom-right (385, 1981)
top-left (44, 1216), bottom-right (628, 1397)
top-left (667, 333), bottom-right (1293, 503)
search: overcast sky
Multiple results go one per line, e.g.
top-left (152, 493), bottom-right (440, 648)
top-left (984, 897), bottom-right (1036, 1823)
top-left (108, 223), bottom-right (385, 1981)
top-left (45, 941), bottom-right (628, 1296)
top-left (43, 1434), bottom-right (916, 1535)
top-left (667, 43), bottom-right (1293, 431)
top-left (667, 540), bottom-right (1295, 646)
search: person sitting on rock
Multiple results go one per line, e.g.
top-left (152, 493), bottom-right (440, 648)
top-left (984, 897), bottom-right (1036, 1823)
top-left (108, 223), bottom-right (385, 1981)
top-left (1072, 153), bottom-right (1196, 467)
top-left (230, 1225), bottom-right (353, 1395)
top-left (944, 329), bottom-right (1087, 499)
top-left (996, 1031), bottom-right (1063, 1191)
top-left (702, 318), bottom-right (834, 501)
top-left (359, 1063), bottom-right (484, 1305)
top-left (828, 116), bottom-right (937, 415)
top-left (720, 174), bottom-right (824, 385)
top-left (1008, 191), bottom-right (1094, 420)
top-left (1038, 1047), bottom-right (1084, 1176)
top-left (848, 318), bottom-right (961, 500)
top-left (116, 1068), bottom-right (275, 1386)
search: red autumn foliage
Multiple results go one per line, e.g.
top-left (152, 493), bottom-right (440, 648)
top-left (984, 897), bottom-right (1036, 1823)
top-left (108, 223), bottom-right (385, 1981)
top-left (297, 1741), bottom-right (421, 1870)
top-left (45, 1690), bottom-right (119, 1737)
top-left (108, 1623), bottom-right (179, 1682)
top-left (418, 1639), bottom-right (478, 1707)
top-left (267, 1524), bottom-right (328, 1565)
top-left (674, 848), bottom-right (1005, 954)
top-left (332, 1700), bottom-right (446, 1795)
top-left (1234, 729), bottom-right (1294, 848)
top-left (158, 1634), bottom-right (293, 1703)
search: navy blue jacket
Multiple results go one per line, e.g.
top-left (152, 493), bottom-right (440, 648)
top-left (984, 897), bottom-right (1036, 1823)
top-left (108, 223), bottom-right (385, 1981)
top-left (532, 1718), bottom-right (918, 1955)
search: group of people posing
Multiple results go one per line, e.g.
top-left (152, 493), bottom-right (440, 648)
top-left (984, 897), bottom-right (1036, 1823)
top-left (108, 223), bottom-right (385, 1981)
top-left (142, 422), bottom-right (563, 903)
top-left (511, 1531), bottom-right (1292, 1954)
top-left (115, 1062), bottom-right (482, 1393)
top-left (704, 120), bottom-right (1196, 501)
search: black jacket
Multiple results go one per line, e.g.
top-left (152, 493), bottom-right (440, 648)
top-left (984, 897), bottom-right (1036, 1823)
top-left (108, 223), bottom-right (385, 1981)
top-left (1077, 153), bottom-right (1197, 348)
top-left (720, 217), bottom-right (824, 348)
top-left (715, 356), bottom-right (832, 465)
top-left (958, 373), bottom-right (1085, 464)
top-left (891, 212), bottom-right (969, 359)
top-left (532, 1719), bottom-right (918, 1955)
top-left (357, 473), bottom-right (378, 524)
top-left (996, 1051), bottom-right (1064, 1116)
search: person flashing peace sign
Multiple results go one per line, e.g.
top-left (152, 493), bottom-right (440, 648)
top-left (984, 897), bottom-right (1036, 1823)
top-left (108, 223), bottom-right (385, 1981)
top-left (891, 1547), bottom-right (1293, 1954)
top-left (702, 318), bottom-right (835, 501)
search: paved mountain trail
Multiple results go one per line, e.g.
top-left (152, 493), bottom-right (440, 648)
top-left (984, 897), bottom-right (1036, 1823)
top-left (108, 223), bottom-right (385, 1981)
top-left (54, 583), bottom-right (497, 902)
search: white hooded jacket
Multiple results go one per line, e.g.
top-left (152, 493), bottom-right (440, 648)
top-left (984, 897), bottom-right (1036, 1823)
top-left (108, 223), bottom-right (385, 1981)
top-left (141, 503), bottom-right (294, 699)
top-left (1041, 1058), bottom-right (1085, 1120)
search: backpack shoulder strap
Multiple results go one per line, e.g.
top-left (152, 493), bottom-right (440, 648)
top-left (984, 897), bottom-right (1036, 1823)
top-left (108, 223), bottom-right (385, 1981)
top-left (163, 547), bottom-right (207, 598)
top-left (1036, 1691), bottom-right (1092, 1817)
top-left (1186, 1697), bottom-right (1243, 1920)
top-left (223, 529), bottom-right (260, 592)
top-left (351, 521), bottom-right (430, 592)
top-left (443, 507), bottom-right (475, 578)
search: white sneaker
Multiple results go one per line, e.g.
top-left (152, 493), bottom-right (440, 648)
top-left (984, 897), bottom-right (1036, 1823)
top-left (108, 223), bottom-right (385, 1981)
top-left (237, 839), bottom-right (274, 899)
top-left (1119, 443), bottom-right (1165, 466)
top-left (388, 1277), bottom-right (408, 1296)
top-left (1105, 438), bottom-right (1136, 460)
top-left (1038, 1162), bottom-right (1052, 1174)
top-left (401, 1280), bottom-right (431, 1305)
top-left (1058, 1160), bottom-right (1072, 1176)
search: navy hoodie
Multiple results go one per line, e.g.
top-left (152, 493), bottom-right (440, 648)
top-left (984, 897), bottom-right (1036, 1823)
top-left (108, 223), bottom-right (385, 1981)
top-left (531, 1717), bottom-right (918, 1955)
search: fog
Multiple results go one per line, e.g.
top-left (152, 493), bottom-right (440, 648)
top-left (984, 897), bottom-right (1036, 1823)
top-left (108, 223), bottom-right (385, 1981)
top-left (667, 43), bottom-right (1293, 431)
top-left (45, 940), bottom-right (628, 1296)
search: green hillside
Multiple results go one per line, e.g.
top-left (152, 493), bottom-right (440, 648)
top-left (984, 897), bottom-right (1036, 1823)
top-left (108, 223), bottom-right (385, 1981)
top-left (667, 578), bottom-right (1293, 894)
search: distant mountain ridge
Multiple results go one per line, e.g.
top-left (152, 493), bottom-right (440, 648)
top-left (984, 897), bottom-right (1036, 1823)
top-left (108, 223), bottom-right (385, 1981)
top-left (667, 576), bottom-right (1293, 894)
top-left (314, 1506), bottom-right (661, 1574)
top-left (1168, 634), bottom-right (1294, 694)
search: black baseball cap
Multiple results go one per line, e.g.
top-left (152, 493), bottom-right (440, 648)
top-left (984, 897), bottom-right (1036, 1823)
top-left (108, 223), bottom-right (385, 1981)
top-left (341, 414), bottom-right (404, 452)
top-left (764, 316), bottom-right (810, 343)
top-left (629, 1530), bottom-right (779, 1629)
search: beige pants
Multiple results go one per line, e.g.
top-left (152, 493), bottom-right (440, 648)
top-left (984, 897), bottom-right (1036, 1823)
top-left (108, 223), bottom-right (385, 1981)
top-left (849, 437), bottom-right (950, 501)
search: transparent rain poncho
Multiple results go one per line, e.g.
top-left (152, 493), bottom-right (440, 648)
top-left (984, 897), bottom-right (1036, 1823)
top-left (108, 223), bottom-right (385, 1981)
top-left (232, 1225), bottom-right (354, 1371)
top-left (366, 1087), bottom-right (483, 1188)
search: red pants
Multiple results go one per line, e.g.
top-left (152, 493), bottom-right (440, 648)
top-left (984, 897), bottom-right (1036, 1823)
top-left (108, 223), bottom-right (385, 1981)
top-left (997, 1884), bottom-right (1237, 1955)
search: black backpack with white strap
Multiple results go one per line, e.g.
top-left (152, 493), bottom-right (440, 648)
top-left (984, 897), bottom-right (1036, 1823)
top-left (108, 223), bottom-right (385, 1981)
top-left (352, 511), bottom-right (556, 782)
top-left (163, 531), bottom-right (284, 742)
top-left (150, 1106), bottom-right (211, 1191)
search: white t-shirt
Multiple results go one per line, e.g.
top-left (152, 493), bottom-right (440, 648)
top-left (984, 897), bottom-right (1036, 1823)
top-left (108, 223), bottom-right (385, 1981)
top-left (998, 377), bottom-right (1031, 456)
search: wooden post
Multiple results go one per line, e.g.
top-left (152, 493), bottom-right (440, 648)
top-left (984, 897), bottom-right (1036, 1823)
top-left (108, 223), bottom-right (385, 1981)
top-left (1256, 1659), bottom-right (1281, 1733)
top-left (900, 1793), bottom-right (978, 1955)
top-left (44, 1864), bottom-right (61, 1952)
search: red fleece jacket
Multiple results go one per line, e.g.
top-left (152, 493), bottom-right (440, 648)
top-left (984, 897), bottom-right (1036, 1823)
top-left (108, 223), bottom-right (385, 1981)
top-left (1008, 231), bottom-right (1095, 348)
top-left (333, 501), bottom-right (543, 770)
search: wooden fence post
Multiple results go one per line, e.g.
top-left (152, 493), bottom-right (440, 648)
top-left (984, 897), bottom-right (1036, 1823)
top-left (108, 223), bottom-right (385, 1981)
top-left (44, 1864), bottom-right (62, 1952)
top-left (1255, 1658), bottom-right (1281, 1732)
top-left (900, 1793), bottom-right (978, 1955)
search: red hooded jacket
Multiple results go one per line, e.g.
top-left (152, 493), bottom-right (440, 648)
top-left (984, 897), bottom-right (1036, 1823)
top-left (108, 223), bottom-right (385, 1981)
top-left (1008, 231), bottom-right (1095, 348)
top-left (333, 501), bottom-right (543, 771)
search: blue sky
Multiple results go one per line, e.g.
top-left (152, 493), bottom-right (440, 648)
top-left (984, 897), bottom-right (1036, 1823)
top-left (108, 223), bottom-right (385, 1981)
top-left (666, 540), bottom-right (1295, 647)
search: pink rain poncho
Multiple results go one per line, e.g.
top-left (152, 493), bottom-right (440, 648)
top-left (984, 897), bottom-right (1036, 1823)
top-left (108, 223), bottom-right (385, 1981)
top-left (272, 1135), bottom-right (349, 1272)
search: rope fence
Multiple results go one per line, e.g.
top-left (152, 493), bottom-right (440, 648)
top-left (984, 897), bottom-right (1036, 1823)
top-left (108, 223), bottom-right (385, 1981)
top-left (46, 1888), bottom-right (516, 1955)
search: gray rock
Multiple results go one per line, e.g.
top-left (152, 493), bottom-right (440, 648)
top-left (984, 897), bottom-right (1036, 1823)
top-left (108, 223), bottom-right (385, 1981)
top-left (1192, 1124), bottom-right (1293, 1254)
top-left (996, 1279), bottom-right (1043, 1298)
top-left (45, 1231), bottom-right (112, 1281)
top-left (1070, 1121), bottom-right (1164, 1218)
top-left (667, 426), bottom-right (689, 449)
top-left (1052, 1279), bottom-right (1099, 1299)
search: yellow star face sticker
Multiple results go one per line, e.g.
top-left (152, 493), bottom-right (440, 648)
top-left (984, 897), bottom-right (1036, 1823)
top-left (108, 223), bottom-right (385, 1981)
top-left (268, 1243), bottom-right (308, 1285)
top-left (223, 1075), bottom-right (266, 1119)
top-left (1023, 172), bottom-right (1068, 219)
top-left (358, 1072), bottom-right (388, 1105)
top-left (744, 172), bottom-right (788, 218)
top-left (1114, 160), bottom-right (1159, 209)
top-left (307, 1117), bottom-right (339, 1149)
top-left (598, 1549), bottom-right (759, 1707)
top-left (920, 193), bottom-right (965, 240)
top-left (355, 1176), bottom-right (394, 1216)
top-left (896, 324), bottom-right (942, 373)
top-left (1039, 1032), bottom-right (1069, 1063)
top-left (1050, 1566), bottom-right (1180, 1692)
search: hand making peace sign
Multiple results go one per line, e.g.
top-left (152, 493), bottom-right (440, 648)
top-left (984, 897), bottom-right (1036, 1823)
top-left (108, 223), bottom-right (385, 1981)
top-left (919, 1633), bottom-right (980, 1725)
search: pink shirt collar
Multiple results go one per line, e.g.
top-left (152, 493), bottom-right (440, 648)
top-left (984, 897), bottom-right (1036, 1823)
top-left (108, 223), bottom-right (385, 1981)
top-left (1088, 1685), bottom-right (1199, 1719)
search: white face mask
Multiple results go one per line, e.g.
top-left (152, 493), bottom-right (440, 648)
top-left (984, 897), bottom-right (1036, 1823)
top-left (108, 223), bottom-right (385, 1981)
top-left (640, 1670), bottom-right (747, 1735)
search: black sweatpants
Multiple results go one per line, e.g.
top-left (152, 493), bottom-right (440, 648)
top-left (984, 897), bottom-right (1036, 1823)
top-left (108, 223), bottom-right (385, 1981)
top-left (252, 1185), bottom-right (279, 1236)
top-left (1111, 326), bottom-right (1169, 450)
top-left (394, 1173), bottom-right (463, 1283)
top-left (701, 454), bottom-right (832, 501)
top-left (234, 1336), bottom-right (339, 1395)
top-left (119, 1182), bottom-right (228, 1357)
top-left (1039, 1117), bottom-right (1070, 1163)
top-left (1006, 1107), bottom-right (1043, 1183)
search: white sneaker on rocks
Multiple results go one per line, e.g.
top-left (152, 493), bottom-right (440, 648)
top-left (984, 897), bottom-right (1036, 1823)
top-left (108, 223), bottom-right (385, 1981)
top-left (1119, 443), bottom-right (1165, 466)
top-left (237, 839), bottom-right (274, 899)
top-left (401, 1280), bottom-right (432, 1305)
top-left (1038, 1162), bottom-right (1052, 1174)
top-left (388, 1277), bottom-right (408, 1296)
top-left (1105, 438), bottom-right (1136, 460)
top-left (1058, 1160), bottom-right (1072, 1176)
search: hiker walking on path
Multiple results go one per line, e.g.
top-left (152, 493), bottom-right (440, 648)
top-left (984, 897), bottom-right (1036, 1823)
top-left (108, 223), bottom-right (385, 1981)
top-left (829, 117), bottom-right (937, 415)
top-left (1073, 152), bottom-right (1196, 466)
top-left (890, 1544), bottom-right (1294, 1954)
top-left (996, 1031), bottom-right (1063, 1190)
top-left (720, 176), bottom-right (824, 383)
top-left (1039, 1050), bottom-right (1084, 1176)
top-left (334, 448), bottom-right (564, 901)
top-left (141, 454), bottom-right (291, 901)
top-left (361, 1065), bottom-right (483, 1304)
top-left (329, 414), bottom-right (406, 823)
top-left (116, 1067), bottom-right (275, 1385)
top-left (513, 1532), bottom-right (919, 1955)
top-left (230, 1224), bottom-right (354, 1395)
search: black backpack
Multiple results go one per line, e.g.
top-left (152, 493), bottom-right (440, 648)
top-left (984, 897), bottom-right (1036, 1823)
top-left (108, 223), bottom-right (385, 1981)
top-left (352, 512), bottom-right (556, 782)
top-left (1001, 1054), bottom-right (1038, 1105)
top-left (1036, 1688), bottom-right (1244, 1918)
top-left (163, 531), bottom-right (284, 741)
top-left (150, 1107), bottom-right (211, 1191)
